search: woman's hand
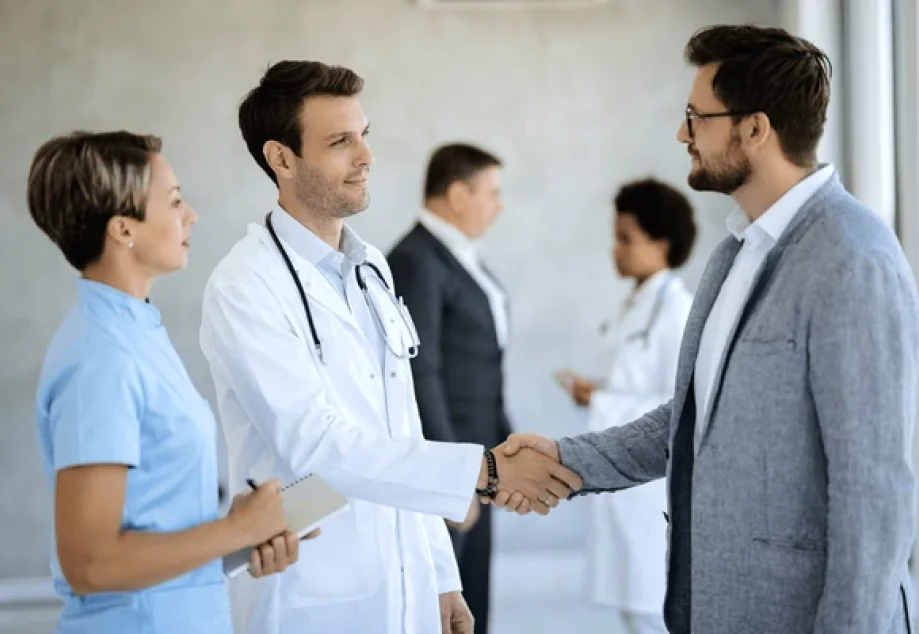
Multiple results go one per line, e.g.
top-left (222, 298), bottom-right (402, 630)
top-left (571, 376), bottom-right (597, 407)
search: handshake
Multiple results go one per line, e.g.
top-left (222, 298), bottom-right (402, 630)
top-left (475, 434), bottom-right (583, 515)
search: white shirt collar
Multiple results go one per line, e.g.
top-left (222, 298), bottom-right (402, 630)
top-left (270, 202), bottom-right (367, 271)
top-left (419, 209), bottom-right (480, 262)
top-left (726, 163), bottom-right (835, 247)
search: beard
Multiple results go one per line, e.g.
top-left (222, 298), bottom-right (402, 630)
top-left (295, 161), bottom-right (370, 219)
top-left (688, 133), bottom-right (752, 194)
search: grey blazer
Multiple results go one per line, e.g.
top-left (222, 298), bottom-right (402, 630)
top-left (558, 174), bottom-right (919, 634)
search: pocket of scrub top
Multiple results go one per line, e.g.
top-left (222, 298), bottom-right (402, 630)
top-left (57, 593), bottom-right (142, 634)
top-left (144, 581), bottom-right (233, 634)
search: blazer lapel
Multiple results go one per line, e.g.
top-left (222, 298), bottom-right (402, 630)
top-left (672, 236), bottom-right (742, 429)
top-left (415, 224), bottom-right (499, 335)
top-left (694, 175), bottom-right (844, 452)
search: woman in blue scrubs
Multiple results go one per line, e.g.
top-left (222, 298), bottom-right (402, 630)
top-left (27, 131), bottom-right (308, 633)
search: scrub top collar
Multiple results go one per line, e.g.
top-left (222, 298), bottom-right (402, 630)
top-left (76, 278), bottom-right (162, 329)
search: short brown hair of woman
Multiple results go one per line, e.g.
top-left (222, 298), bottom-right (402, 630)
top-left (27, 131), bottom-right (162, 271)
top-left (684, 24), bottom-right (832, 167)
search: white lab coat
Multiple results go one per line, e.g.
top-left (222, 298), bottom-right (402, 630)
top-left (199, 220), bottom-right (484, 634)
top-left (584, 270), bottom-right (692, 614)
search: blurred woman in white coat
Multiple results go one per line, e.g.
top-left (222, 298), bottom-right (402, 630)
top-left (557, 177), bottom-right (697, 634)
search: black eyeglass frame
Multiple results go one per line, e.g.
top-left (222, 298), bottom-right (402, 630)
top-left (684, 105), bottom-right (757, 138)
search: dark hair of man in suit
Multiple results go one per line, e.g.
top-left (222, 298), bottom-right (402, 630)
top-left (423, 144), bottom-right (502, 200)
top-left (238, 60), bottom-right (365, 186)
top-left (614, 178), bottom-right (697, 269)
top-left (684, 25), bottom-right (832, 169)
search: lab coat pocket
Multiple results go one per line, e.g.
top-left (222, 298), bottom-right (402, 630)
top-left (279, 500), bottom-right (387, 607)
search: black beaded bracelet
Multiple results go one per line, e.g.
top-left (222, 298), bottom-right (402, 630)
top-left (475, 448), bottom-right (499, 498)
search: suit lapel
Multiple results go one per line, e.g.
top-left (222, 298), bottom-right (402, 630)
top-left (414, 224), bottom-right (499, 335)
top-left (671, 237), bottom-right (742, 432)
top-left (692, 175), bottom-right (844, 452)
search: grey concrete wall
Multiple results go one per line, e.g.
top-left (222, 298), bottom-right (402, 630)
top-left (0, 0), bottom-right (777, 578)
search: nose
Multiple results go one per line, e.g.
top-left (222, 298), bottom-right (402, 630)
top-left (676, 119), bottom-right (690, 144)
top-left (357, 137), bottom-right (374, 168)
top-left (186, 205), bottom-right (199, 226)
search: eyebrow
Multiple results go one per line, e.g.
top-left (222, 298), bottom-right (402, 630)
top-left (325, 123), bottom-right (371, 141)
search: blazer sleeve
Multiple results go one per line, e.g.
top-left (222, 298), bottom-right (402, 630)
top-left (808, 251), bottom-right (918, 633)
top-left (387, 248), bottom-right (458, 443)
top-left (556, 400), bottom-right (671, 494)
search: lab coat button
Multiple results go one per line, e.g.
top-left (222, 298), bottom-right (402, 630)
top-left (390, 372), bottom-right (396, 378)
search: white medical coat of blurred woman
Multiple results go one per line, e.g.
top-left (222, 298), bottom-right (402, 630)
top-left (557, 178), bottom-right (698, 634)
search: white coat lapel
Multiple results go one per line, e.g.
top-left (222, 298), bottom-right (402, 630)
top-left (621, 274), bottom-right (671, 343)
top-left (252, 225), bottom-right (362, 334)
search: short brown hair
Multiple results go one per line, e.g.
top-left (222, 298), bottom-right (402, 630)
top-left (27, 131), bottom-right (162, 271)
top-left (238, 60), bottom-right (364, 184)
top-left (423, 143), bottom-right (502, 200)
top-left (684, 24), bottom-right (832, 167)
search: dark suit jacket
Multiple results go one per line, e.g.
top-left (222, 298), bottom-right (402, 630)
top-left (387, 223), bottom-right (512, 448)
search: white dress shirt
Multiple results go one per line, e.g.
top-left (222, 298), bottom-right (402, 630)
top-left (693, 164), bottom-right (835, 451)
top-left (418, 210), bottom-right (509, 349)
top-left (269, 205), bottom-right (386, 366)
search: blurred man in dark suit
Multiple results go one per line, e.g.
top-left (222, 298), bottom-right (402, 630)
top-left (388, 143), bottom-right (511, 634)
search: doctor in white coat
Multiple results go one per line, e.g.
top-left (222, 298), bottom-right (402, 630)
top-left (199, 60), bottom-right (583, 634)
top-left (556, 178), bottom-right (697, 634)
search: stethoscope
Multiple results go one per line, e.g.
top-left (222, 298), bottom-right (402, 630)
top-left (265, 212), bottom-right (420, 364)
top-left (599, 273), bottom-right (673, 348)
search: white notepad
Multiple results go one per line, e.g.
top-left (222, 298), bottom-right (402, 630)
top-left (223, 475), bottom-right (350, 578)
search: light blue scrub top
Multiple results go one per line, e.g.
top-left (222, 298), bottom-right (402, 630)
top-left (34, 279), bottom-right (232, 634)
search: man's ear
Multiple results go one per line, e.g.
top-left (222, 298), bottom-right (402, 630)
top-left (263, 140), bottom-right (294, 181)
top-left (445, 180), bottom-right (470, 209)
top-left (745, 112), bottom-right (772, 149)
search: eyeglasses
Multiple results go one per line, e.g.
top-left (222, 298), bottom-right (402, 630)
top-left (684, 105), bottom-right (755, 138)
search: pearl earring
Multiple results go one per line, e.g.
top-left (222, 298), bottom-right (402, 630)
top-left (128, 240), bottom-right (134, 249)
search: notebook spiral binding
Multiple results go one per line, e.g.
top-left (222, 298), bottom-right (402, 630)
top-left (282, 474), bottom-right (314, 491)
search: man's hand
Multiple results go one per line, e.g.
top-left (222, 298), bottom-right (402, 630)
top-left (446, 498), bottom-right (480, 533)
top-left (477, 435), bottom-right (582, 516)
top-left (482, 433), bottom-right (571, 515)
top-left (439, 591), bottom-right (474, 633)
top-left (248, 528), bottom-right (320, 578)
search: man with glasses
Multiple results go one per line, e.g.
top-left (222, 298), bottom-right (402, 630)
top-left (492, 24), bottom-right (919, 634)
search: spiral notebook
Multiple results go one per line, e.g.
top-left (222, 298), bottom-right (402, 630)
top-left (222, 474), bottom-right (350, 578)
